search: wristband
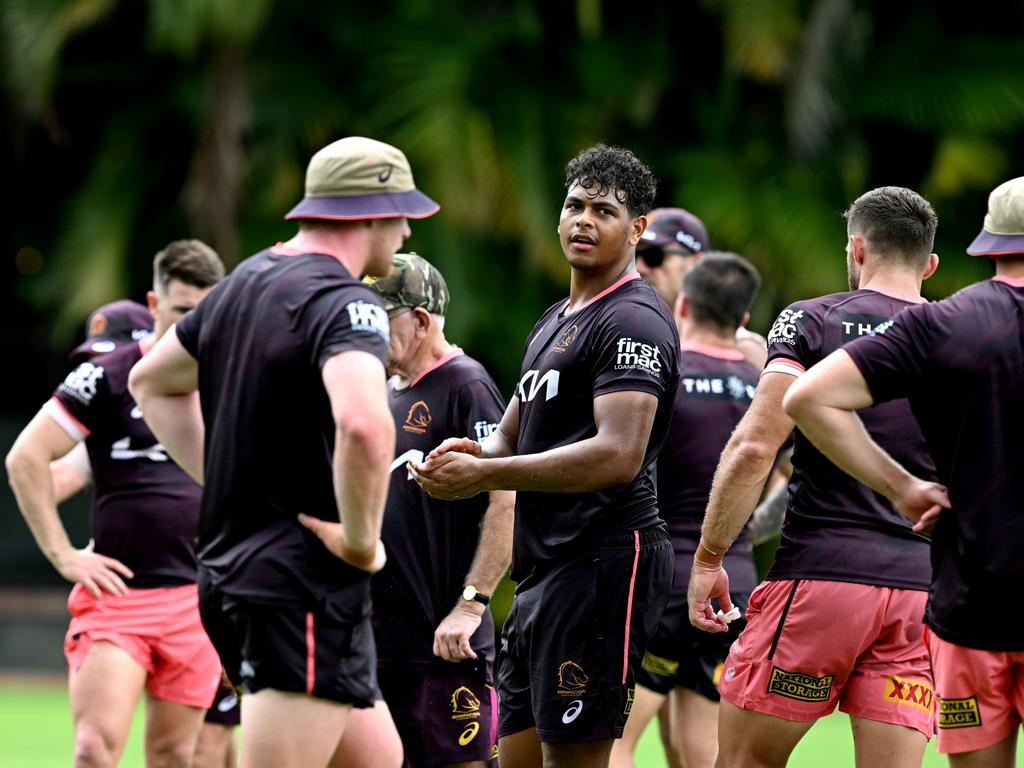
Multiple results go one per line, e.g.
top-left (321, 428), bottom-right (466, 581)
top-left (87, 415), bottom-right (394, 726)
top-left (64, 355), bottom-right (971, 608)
top-left (695, 536), bottom-right (730, 567)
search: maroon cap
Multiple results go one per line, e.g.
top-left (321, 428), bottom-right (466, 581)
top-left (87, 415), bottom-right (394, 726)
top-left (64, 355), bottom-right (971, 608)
top-left (69, 300), bottom-right (153, 361)
top-left (638, 207), bottom-right (709, 254)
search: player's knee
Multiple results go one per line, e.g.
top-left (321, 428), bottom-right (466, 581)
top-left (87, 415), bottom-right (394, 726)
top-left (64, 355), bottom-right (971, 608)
top-left (145, 734), bottom-right (196, 768)
top-left (73, 723), bottom-right (118, 768)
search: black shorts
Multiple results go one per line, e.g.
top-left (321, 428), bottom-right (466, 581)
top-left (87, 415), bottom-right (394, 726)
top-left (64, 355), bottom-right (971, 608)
top-left (379, 660), bottom-right (497, 768)
top-left (204, 683), bottom-right (241, 726)
top-left (198, 575), bottom-right (377, 708)
top-left (497, 526), bottom-right (673, 744)
top-left (636, 589), bottom-right (749, 699)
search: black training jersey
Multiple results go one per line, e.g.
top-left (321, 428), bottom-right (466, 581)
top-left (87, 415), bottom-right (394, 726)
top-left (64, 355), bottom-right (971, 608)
top-left (373, 351), bottom-right (506, 668)
top-left (763, 288), bottom-right (934, 590)
top-left (47, 342), bottom-right (201, 587)
top-left (511, 273), bottom-right (680, 581)
top-left (175, 248), bottom-right (390, 618)
top-left (847, 276), bottom-right (1024, 651)
top-left (659, 345), bottom-right (759, 596)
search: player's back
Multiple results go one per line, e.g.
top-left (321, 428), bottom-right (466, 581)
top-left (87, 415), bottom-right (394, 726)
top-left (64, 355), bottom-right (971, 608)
top-left (658, 346), bottom-right (759, 595)
top-left (175, 248), bottom-right (389, 611)
top-left (764, 289), bottom-right (934, 590)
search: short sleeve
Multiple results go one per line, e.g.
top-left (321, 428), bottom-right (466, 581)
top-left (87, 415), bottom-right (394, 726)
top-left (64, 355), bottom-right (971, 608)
top-left (845, 303), bottom-right (933, 405)
top-left (309, 285), bottom-right (389, 369)
top-left (591, 302), bottom-right (678, 398)
top-left (46, 361), bottom-right (110, 441)
top-left (456, 375), bottom-right (506, 442)
top-left (175, 295), bottom-right (205, 359)
top-left (764, 302), bottom-right (823, 377)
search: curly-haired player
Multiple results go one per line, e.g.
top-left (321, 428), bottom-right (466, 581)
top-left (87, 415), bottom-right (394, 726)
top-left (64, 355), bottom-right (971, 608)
top-left (411, 144), bottom-right (678, 768)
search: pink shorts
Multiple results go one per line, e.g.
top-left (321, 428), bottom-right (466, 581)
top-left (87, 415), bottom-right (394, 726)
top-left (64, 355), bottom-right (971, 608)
top-left (65, 583), bottom-right (221, 709)
top-left (928, 628), bottom-right (1024, 754)
top-left (718, 579), bottom-right (933, 737)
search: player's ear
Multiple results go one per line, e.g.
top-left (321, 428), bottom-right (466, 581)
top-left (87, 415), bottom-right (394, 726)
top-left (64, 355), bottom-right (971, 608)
top-left (740, 311), bottom-right (750, 329)
top-left (414, 307), bottom-right (431, 336)
top-left (146, 290), bottom-right (158, 320)
top-left (630, 214), bottom-right (648, 246)
top-left (850, 235), bottom-right (866, 265)
top-left (922, 252), bottom-right (939, 281)
top-left (675, 294), bottom-right (688, 320)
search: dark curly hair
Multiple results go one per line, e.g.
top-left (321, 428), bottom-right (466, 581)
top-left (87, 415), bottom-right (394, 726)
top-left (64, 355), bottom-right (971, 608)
top-left (564, 144), bottom-right (657, 218)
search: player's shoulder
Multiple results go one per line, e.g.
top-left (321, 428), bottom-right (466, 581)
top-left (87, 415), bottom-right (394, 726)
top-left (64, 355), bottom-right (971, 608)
top-left (446, 352), bottom-right (494, 382)
top-left (57, 343), bottom-right (139, 406)
top-left (85, 342), bottom-right (141, 388)
top-left (597, 277), bottom-right (675, 328)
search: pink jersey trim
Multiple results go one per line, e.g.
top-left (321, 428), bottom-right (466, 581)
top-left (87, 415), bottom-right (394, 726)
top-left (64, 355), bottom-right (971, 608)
top-left (305, 612), bottom-right (315, 695)
top-left (43, 398), bottom-right (90, 441)
top-left (409, 347), bottom-right (465, 389)
top-left (682, 342), bottom-right (745, 361)
top-left (763, 359), bottom-right (806, 378)
top-left (992, 274), bottom-right (1024, 287)
top-left (622, 530), bottom-right (641, 684)
top-left (560, 272), bottom-right (641, 315)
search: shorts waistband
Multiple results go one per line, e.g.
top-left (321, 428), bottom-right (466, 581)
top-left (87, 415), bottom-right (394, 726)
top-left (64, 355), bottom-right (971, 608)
top-left (599, 524), bottom-right (669, 548)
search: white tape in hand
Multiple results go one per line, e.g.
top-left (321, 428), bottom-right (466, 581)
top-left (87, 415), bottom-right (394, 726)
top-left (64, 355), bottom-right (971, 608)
top-left (715, 606), bottom-right (742, 623)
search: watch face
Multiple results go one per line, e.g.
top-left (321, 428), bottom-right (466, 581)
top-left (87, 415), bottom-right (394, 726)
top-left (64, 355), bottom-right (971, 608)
top-left (463, 586), bottom-right (476, 601)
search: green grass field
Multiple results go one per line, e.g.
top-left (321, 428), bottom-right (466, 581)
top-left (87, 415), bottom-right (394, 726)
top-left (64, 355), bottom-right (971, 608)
top-left (6, 682), bottom-right (1018, 767)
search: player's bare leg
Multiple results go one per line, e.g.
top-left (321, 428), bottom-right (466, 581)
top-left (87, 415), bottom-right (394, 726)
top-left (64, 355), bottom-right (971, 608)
top-left (144, 696), bottom-right (205, 767)
top-left (498, 727), bottom-right (544, 768)
top-left (192, 723), bottom-right (237, 768)
top-left (542, 738), bottom-right (614, 768)
top-left (658, 701), bottom-right (685, 768)
top-left (849, 717), bottom-right (926, 768)
top-left (948, 730), bottom-right (1019, 768)
top-left (68, 640), bottom-right (147, 768)
top-left (670, 687), bottom-right (719, 768)
top-left (715, 699), bottom-right (815, 768)
top-left (608, 685), bottom-right (665, 768)
top-left (240, 689), bottom-right (350, 768)
top-left (328, 700), bottom-right (403, 768)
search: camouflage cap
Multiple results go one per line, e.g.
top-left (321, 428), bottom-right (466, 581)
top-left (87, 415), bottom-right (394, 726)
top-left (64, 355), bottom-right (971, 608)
top-left (366, 253), bottom-right (449, 316)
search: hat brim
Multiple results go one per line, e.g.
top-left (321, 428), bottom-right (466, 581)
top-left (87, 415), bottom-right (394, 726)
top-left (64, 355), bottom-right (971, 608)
top-left (966, 228), bottom-right (1024, 257)
top-left (285, 190), bottom-right (440, 221)
top-left (638, 233), bottom-right (674, 248)
top-left (69, 337), bottom-right (123, 361)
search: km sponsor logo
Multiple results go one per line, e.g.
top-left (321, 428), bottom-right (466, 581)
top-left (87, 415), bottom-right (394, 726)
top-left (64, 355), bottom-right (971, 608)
top-left (766, 667), bottom-right (834, 702)
top-left (938, 697), bottom-right (982, 729)
top-left (883, 675), bottom-right (934, 714)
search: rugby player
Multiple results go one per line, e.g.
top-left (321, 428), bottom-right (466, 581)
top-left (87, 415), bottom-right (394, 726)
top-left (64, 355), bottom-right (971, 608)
top-left (610, 253), bottom-right (762, 768)
top-left (637, 208), bottom-right (767, 368)
top-left (687, 186), bottom-right (941, 768)
top-left (364, 252), bottom-right (514, 767)
top-left (6, 241), bottom-right (225, 768)
top-left (129, 137), bottom-right (437, 768)
top-left (784, 176), bottom-right (1024, 768)
top-left (411, 144), bottom-right (679, 768)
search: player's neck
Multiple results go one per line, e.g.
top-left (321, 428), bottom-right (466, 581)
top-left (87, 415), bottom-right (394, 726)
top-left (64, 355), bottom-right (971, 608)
top-left (278, 229), bottom-right (368, 276)
top-left (995, 255), bottom-right (1024, 280)
top-left (392, 337), bottom-right (455, 389)
top-left (858, 267), bottom-right (924, 304)
top-left (680, 323), bottom-right (737, 352)
top-left (565, 256), bottom-right (635, 314)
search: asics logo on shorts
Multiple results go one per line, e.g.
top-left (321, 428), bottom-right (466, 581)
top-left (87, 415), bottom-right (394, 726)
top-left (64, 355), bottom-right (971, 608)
top-left (561, 699), bottom-right (583, 724)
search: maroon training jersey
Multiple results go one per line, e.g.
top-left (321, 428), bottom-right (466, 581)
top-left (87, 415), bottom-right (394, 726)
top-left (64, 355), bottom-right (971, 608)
top-left (659, 345), bottom-right (759, 596)
top-left (846, 276), bottom-right (1024, 651)
top-left (175, 249), bottom-right (390, 618)
top-left (373, 351), bottom-right (506, 668)
top-left (511, 273), bottom-right (680, 581)
top-left (763, 288), bottom-right (934, 590)
top-left (46, 342), bottom-right (201, 587)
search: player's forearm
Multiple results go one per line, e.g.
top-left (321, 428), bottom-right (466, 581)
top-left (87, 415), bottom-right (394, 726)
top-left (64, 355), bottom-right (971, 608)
top-left (702, 434), bottom-right (779, 547)
top-left (748, 480), bottom-right (788, 546)
top-left (462, 490), bottom-right (514, 595)
top-left (479, 434), bottom-right (642, 493)
top-left (6, 450), bottom-right (73, 566)
top-left (479, 426), bottom-right (515, 460)
top-left (134, 392), bottom-right (205, 484)
top-left (334, 412), bottom-right (395, 553)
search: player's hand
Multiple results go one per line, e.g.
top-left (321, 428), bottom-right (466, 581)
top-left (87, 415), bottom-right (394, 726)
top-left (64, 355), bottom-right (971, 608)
top-left (409, 452), bottom-right (486, 500)
top-left (912, 504), bottom-right (944, 536)
top-left (893, 477), bottom-right (950, 524)
top-left (54, 540), bottom-right (134, 598)
top-left (297, 514), bottom-right (387, 574)
top-left (433, 601), bottom-right (484, 662)
top-left (425, 437), bottom-right (482, 463)
top-left (688, 559), bottom-right (733, 634)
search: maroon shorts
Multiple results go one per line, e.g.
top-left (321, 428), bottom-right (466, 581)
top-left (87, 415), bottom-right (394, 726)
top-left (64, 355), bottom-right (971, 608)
top-left (65, 583), bottom-right (221, 709)
top-left (718, 579), bottom-right (933, 737)
top-left (928, 628), bottom-right (1024, 753)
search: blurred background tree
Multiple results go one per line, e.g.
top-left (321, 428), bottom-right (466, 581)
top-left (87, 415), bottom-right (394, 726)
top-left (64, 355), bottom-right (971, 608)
top-left (3, 0), bottom-right (1024, 581)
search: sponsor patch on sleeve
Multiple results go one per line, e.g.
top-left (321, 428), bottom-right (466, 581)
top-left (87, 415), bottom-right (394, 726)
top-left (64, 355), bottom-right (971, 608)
top-left (767, 308), bottom-right (807, 346)
top-left (58, 362), bottom-right (105, 405)
top-left (883, 675), bottom-right (934, 714)
top-left (766, 666), bottom-right (834, 702)
top-left (344, 300), bottom-right (389, 341)
top-left (938, 696), bottom-right (982, 729)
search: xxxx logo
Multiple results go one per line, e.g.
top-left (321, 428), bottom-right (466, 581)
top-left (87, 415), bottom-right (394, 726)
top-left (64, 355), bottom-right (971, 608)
top-left (403, 400), bottom-right (431, 434)
top-left (556, 660), bottom-right (588, 696)
top-left (883, 675), bottom-right (934, 714)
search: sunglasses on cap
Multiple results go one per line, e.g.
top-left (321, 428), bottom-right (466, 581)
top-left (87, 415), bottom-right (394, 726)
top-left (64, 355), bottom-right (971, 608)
top-left (637, 246), bottom-right (692, 268)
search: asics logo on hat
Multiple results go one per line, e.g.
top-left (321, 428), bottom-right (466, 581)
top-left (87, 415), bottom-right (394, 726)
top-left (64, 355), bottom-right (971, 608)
top-left (378, 164), bottom-right (392, 183)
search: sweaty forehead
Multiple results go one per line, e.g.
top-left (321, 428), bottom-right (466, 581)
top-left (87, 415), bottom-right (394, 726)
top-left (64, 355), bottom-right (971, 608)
top-left (566, 181), bottom-right (627, 208)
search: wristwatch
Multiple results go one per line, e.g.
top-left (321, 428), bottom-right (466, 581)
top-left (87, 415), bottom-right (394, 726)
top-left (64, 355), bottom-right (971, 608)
top-left (462, 585), bottom-right (491, 606)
